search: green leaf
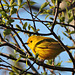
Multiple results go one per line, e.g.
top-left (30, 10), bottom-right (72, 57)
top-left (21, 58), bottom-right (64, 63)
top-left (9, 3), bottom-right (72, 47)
top-left (19, 2), bottom-right (25, 8)
top-left (9, 72), bottom-right (16, 75)
top-left (49, 17), bottom-right (54, 20)
top-left (12, 66), bottom-right (19, 74)
top-left (28, 56), bottom-right (34, 59)
top-left (10, 7), bottom-right (17, 15)
top-left (11, 2), bottom-right (17, 7)
top-left (49, 6), bottom-right (54, 9)
top-left (20, 48), bottom-right (24, 52)
top-left (10, 42), bottom-right (16, 45)
top-left (62, 32), bottom-right (68, 37)
top-left (28, 1), bottom-right (36, 6)
top-left (16, 24), bottom-right (21, 29)
top-left (1, 11), bottom-right (7, 19)
top-left (20, 1), bottom-right (36, 8)
top-left (18, 0), bottom-right (22, 6)
top-left (66, 7), bottom-right (68, 14)
top-left (51, 0), bottom-right (56, 5)
top-left (7, 18), bottom-right (14, 24)
top-left (41, 72), bottom-right (47, 75)
top-left (39, 2), bottom-right (49, 12)
top-left (67, 11), bottom-right (71, 18)
top-left (56, 61), bottom-right (62, 66)
top-left (16, 56), bottom-right (21, 63)
top-left (33, 12), bottom-right (37, 14)
top-left (46, 60), bottom-right (53, 65)
top-left (69, 31), bottom-right (75, 34)
top-left (67, 16), bottom-right (73, 24)
top-left (26, 59), bottom-right (28, 67)
top-left (23, 22), bottom-right (27, 29)
top-left (58, 35), bottom-right (61, 40)
top-left (46, 9), bottom-right (50, 13)
top-left (30, 25), bottom-right (35, 32)
top-left (35, 29), bottom-right (40, 32)
top-left (0, 4), bottom-right (6, 8)
top-left (13, 31), bottom-right (20, 36)
top-left (20, 54), bottom-right (28, 58)
top-left (10, 0), bottom-right (15, 5)
top-left (66, 59), bottom-right (72, 63)
top-left (28, 24), bottom-right (31, 30)
top-left (3, 29), bottom-right (11, 37)
top-left (45, 14), bottom-right (50, 20)
top-left (60, 16), bottom-right (65, 22)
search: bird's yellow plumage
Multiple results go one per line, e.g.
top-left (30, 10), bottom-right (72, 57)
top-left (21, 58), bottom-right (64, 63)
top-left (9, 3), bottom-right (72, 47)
top-left (27, 35), bottom-right (75, 60)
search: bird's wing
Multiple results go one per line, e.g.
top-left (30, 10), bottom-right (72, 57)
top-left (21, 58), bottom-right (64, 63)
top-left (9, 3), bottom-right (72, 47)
top-left (34, 39), bottom-right (63, 50)
top-left (33, 39), bottom-right (63, 59)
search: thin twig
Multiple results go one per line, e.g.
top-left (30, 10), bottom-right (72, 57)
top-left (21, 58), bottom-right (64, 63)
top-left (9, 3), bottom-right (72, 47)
top-left (0, 67), bottom-right (13, 72)
top-left (36, 60), bottom-right (75, 72)
top-left (46, 0), bottom-right (51, 6)
top-left (10, 32), bottom-right (21, 48)
top-left (4, 17), bottom-right (75, 28)
top-left (16, 9), bottom-right (27, 30)
top-left (0, 24), bottom-right (52, 36)
top-left (0, 28), bottom-right (39, 74)
top-left (0, 52), bottom-right (75, 73)
top-left (27, 0), bottom-right (36, 30)
top-left (22, 7), bottom-right (50, 30)
top-left (0, 64), bottom-right (36, 75)
top-left (20, 61), bottom-right (35, 75)
top-left (51, 1), bottom-right (59, 31)
top-left (1, 1), bottom-right (32, 56)
top-left (0, 52), bottom-right (39, 74)
top-left (64, 27), bottom-right (75, 44)
top-left (52, 32), bottom-right (75, 66)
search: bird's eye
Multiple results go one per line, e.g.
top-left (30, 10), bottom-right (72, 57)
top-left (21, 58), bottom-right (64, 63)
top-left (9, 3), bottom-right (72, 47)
top-left (30, 41), bottom-right (32, 43)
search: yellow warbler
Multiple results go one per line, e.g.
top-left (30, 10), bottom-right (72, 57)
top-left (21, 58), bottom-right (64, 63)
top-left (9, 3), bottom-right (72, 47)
top-left (26, 35), bottom-right (75, 60)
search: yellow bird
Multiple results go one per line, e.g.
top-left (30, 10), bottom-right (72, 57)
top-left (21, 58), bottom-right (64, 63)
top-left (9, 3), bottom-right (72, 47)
top-left (26, 35), bottom-right (75, 60)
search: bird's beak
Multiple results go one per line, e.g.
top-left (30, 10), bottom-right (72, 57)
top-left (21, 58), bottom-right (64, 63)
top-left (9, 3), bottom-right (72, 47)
top-left (24, 42), bottom-right (28, 45)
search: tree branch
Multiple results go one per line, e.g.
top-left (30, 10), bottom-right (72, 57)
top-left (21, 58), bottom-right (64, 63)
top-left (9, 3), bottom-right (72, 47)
top-left (27, 0), bottom-right (36, 30)
top-left (0, 52), bottom-right (75, 73)
top-left (2, 17), bottom-right (74, 28)
top-left (51, 1), bottom-right (60, 31)
top-left (0, 24), bottom-right (52, 36)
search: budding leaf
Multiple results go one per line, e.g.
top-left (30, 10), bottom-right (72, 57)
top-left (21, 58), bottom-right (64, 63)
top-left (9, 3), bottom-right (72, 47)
top-left (39, 2), bottom-right (49, 12)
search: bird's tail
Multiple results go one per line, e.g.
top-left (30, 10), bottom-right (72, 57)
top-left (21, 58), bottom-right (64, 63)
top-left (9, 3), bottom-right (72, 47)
top-left (67, 46), bottom-right (75, 50)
